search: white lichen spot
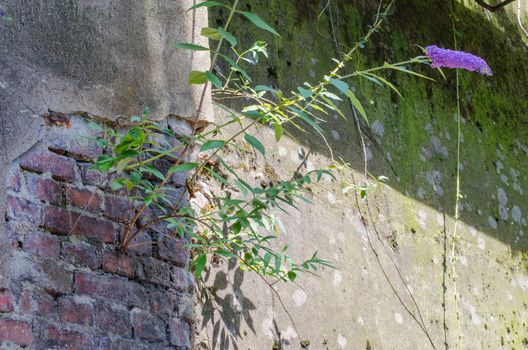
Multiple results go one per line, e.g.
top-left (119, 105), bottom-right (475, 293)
top-left (337, 334), bottom-right (347, 348)
top-left (394, 312), bottom-right (403, 324)
top-left (477, 236), bottom-right (486, 250)
top-left (488, 216), bottom-right (498, 230)
top-left (327, 192), bottom-right (336, 204)
top-left (333, 270), bottom-right (343, 287)
top-left (469, 226), bottom-right (477, 236)
top-left (261, 318), bottom-right (274, 339)
top-left (371, 120), bottom-right (385, 137)
top-left (516, 274), bottom-right (528, 291)
top-left (278, 146), bottom-right (287, 157)
top-left (309, 70), bottom-right (316, 78)
top-left (331, 130), bottom-right (341, 141)
top-left (310, 57), bottom-right (318, 65)
top-left (470, 307), bottom-right (482, 326)
top-left (417, 187), bottom-right (425, 200)
top-left (417, 209), bottom-right (427, 229)
top-left (426, 170), bottom-right (444, 196)
top-left (425, 123), bottom-right (433, 134)
top-left (337, 231), bottom-right (345, 242)
top-left (497, 188), bottom-right (508, 221)
top-left (292, 289), bottom-right (307, 307)
top-left (365, 147), bottom-right (373, 161)
top-left (496, 160), bottom-right (504, 174)
top-left (500, 174), bottom-right (509, 185)
top-left (282, 327), bottom-right (297, 340)
top-left (357, 316), bottom-right (364, 326)
top-left (512, 205), bottom-right (522, 224)
top-left (431, 136), bottom-right (449, 158)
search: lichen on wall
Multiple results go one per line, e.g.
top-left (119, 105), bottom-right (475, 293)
top-left (199, 1), bottom-right (528, 349)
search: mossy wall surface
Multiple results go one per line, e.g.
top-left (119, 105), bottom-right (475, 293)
top-left (199, 1), bottom-right (528, 349)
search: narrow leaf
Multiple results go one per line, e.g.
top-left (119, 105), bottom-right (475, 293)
top-left (330, 78), bottom-right (349, 95)
top-left (205, 71), bottom-right (222, 89)
top-left (194, 254), bottom-right (207, 279)
top-left (174, 42), bottom-right (209, 51)
top-left (346, 90), bottom-right (368, 124)
top-left (187, 1), bottom-right (228, 12)
top-left (188, 71), bottom-right (207, 84)
top-left (218, 27), bottom-right (237, 47)
top-left (168, 163), bottom-right (198, 174)
top-left (274, 123), bottom-right (283, 141)
top-left (288, 107), bottom-right (322, 133)
top-left (200, 140), bottom-right (225, 151)
top-left (244, 133), bottom-right (265, 155)
top-left (239, 11), bottom-right (280, 36)
top-left (201, 27), bottom-right (221, 40)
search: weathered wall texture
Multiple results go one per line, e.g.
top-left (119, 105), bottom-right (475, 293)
top-left (0, 1), bottom-right (210, 349)
top-left (195, 1), bottom-right (528, 349)
top-left (0, 115), bottom-right (194, 349)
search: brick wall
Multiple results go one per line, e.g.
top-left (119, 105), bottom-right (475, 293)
top-left (0, 115), bottom-right (194, 349)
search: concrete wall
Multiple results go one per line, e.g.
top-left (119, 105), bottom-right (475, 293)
top-left (195, 1), bottom-right (528, 349)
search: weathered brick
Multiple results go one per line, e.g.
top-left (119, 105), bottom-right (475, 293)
top-left (59, 297), bottom-right (93, 326)
top-left (149, 290), bottom-right (176, 321)
top-left (171, 267), bottom-right (194, 293)
top-left (66, 186), bottom-right (101, 212)
top-left (11, 253), bottom-right (73, 296)
top-left (123, 229), bottom-right (153, 256)
top-left (20, 149), bottom-right (78, 182)
top-left (0, 318), bottom-right (33, 347)
top-left (25, 173), bottom-right (63, 204)
top-left (8, 171), bottom-right (21, 192)
top-left (104, 194), bottom-right (131, 222)
top-left (0, 290), bottom-right (14, 313)
top-left (75, 272), bottom-right (147, 308)
top-left (23, 231), bottom-right (60, 259)
top-left (168, 318), bottom-right (191, 348)
top-left (19, 289), bottom-right (55, 316)
top-left (64, 242), bottom-right (101, 270)
top-left (137, 257), bottom-right (172, 287)
top-left (131, 308), bottom-right (167, 342)
top-left (103, 250), bottom-right (136, 278)
top-left (175, 294), bottom-right (194, 325)
top-left (95, 303), bottom-right (131, 337)
top-left (48, 136), bottom-right (103, 162)
top-left (42, 325), bottom-right (92, 350)
top-left (80, 164), bottom-right (107, 187)
top-left (43, 206), bottom-right (114, 243)
top-left (6, 194), bottom-right (40, 224)
top-left (157, 236), bottom-right (189, 267)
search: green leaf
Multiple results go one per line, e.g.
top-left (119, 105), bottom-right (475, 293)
top-left (218, 27), bottom-right (237, 47)
top-left (205, 71), bottom-right (222, 89)
top-left (244, 133), bottom-right (265, 155)
top-left (273, 124), bottom-right (283, 141)
top-left (174, 42), bottom-right (209, 51)
top-left (297, 87), bottom-right (313, 99)
top-left (142, 166), bottom-right (165, 181)
top-left (201, 27), bottom-right (221, 40)
top-left (239, 11), bottom-right (280, 37)
top-left (110, 179), bottom-right (124, 191)
top-left (193, 254), bottom-right (207, 279)
top-left (330, 78), bottom-right (349, 95)
top-left (219, 54), bottom-right (252, 82)
top-left (364, 73), bottom-right (402, 98)
top-left (168, 163), bottom-right (198, 174)
top-left (188, 71), bottom-right (207, 84)
top-left (288, 107), bottom-right (322, 133)
top-left (200, 140), bottom-right (225, 152)
top-left (287, 271), bottom-right (297, 281)
top-left (346, 90), bottom-right (368, 124)
top-left (187, 1), bottom-right (229, 12)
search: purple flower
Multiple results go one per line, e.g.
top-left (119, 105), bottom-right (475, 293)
top-left (425, 45), bottom-right (492, 76)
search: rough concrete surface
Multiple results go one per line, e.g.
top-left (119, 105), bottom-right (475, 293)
top-left (195, 1), bottom-right (528, 349)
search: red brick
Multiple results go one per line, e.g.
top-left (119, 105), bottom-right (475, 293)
top-left (75, 272), bottom-right (147, 308)
top-left (64, 242), bottom-right (101, 270)
top-left (169, 318), bottom-right (191, 347)
top-left (118, 226), bottom-right (152, 255)
top-left (23, 231), bottom-right (60, 258)
top-left (0, 318), bottom-right (33, 346)
top-left (131, 309), bottom-right (166, 342)
top-left (59, 297), bottom-right (93, 326)
top-left (137, 257), bottom-right (171, 287)
top-left (19, 289), bottom-right (55, 316)
top-left (95, 303), bottom-right (131, 337)
top-left (104, 195), bottom-right (132, 222)
top-left (42, 325), bottom-right (91, 350)
top-left (149, 290), bottom-right (176, 320)
top-left (12, 254), bottom-right (73, 296)
top-left (20, 149), bottom-right (78, 182)
top-left (43, 206), bottom-right (114, 243)
top-left (5, 194), bottom-right (40, 224)
top-left (171, 267), bottom-right (194, 293)
top-left (157, 237), bottom-right (189, 267)
top-left (103, 250), bottom-right (136, 278)
top-left (25, 173), bottom-right (63, 204)
top-left (0, 290), bottom-right (14, 313)
top-left (80, 164), bottom-right (107, 187)
top-left (66, 186), bottom-right (101, 212)
top-left (48, 136), bottom-right (103, 162)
